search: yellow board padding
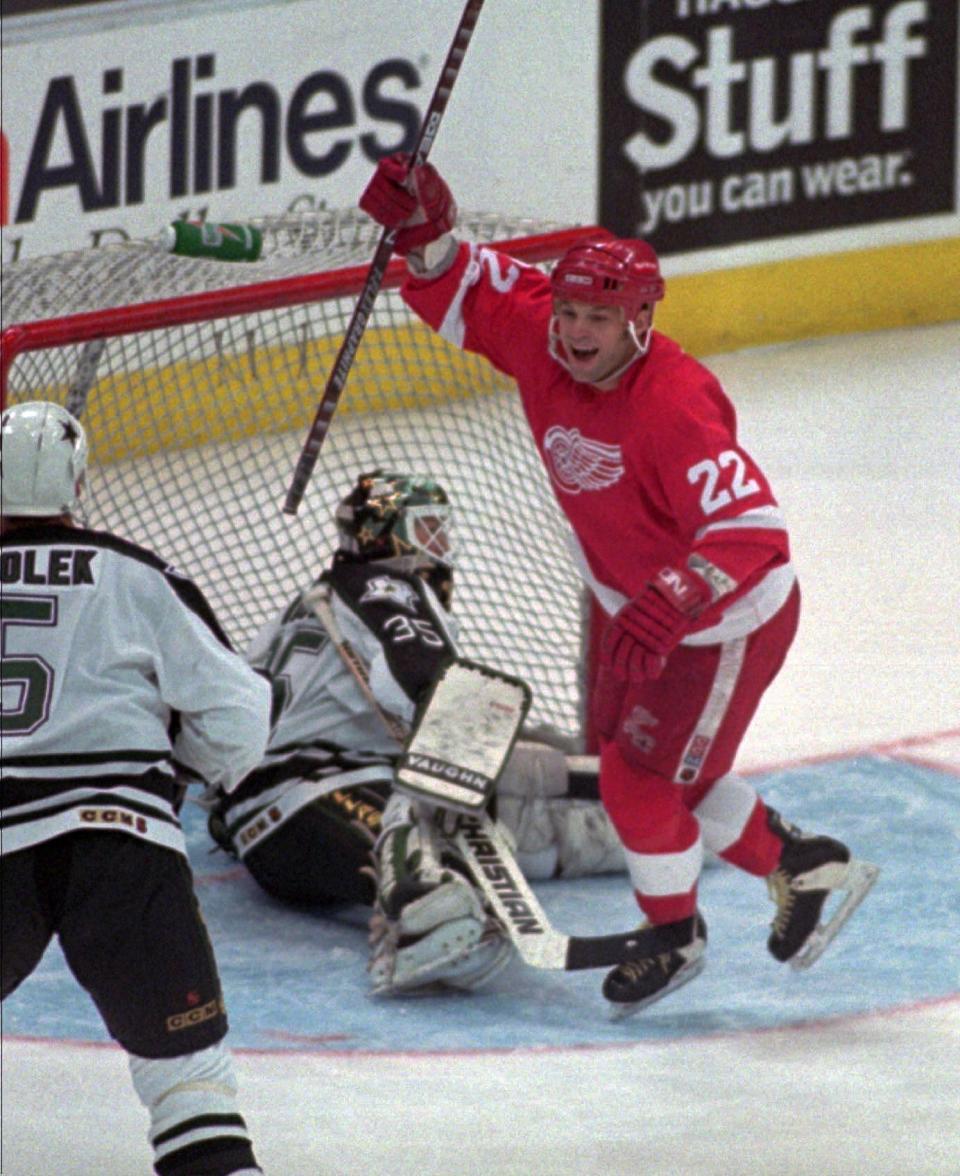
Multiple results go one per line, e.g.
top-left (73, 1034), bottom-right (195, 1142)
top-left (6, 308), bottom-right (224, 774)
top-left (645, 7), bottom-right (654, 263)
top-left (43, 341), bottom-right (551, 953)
top-left (41, 234), bottom-right (959, 466)
top-left (79, 323), bottom-right (504, 465)
top-left (657, 236), bottom-right (960, 358)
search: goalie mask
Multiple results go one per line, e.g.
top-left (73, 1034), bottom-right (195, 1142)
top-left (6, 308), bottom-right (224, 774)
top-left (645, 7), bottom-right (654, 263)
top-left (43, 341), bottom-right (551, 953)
top-left (1, 400), bottom-right (88, 518)
top-left (335, 470), bottom-right (454, 604)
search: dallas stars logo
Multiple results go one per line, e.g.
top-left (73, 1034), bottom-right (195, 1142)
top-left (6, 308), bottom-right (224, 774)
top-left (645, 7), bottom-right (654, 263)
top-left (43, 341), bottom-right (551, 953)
top-left (357, 524), bottom-right (381, 546)
top-left (360, 575), bottom-right (420, 613)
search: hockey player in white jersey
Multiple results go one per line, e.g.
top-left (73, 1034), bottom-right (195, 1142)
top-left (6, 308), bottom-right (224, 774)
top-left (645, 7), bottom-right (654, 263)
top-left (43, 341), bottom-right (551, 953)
top-left (208, 470), bottom-right (624, 994)
top-left (0, 401), bottom-right (271, 1176)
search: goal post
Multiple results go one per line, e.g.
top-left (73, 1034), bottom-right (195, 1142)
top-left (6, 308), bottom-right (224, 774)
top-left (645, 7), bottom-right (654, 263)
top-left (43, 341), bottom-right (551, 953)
top-left (1, 210), bottom-right (602, 746)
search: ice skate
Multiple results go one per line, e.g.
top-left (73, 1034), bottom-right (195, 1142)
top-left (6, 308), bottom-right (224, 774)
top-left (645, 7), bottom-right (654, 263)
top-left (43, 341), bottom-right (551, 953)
top-left (602, 914), bottom-right (707, 1019)
top-left (766, 809), bottom-right (879, 970)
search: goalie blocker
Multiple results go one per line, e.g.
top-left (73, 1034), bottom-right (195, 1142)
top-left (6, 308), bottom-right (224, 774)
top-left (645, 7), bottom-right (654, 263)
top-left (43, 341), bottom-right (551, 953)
top-left (395, 657), bottom-right (532, 814)
top-left (392, 655), bottom-right (681, 971)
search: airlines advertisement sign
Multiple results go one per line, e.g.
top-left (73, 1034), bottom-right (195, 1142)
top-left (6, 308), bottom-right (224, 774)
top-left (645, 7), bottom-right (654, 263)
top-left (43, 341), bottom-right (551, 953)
top-left (599, 0), bottom-right (959, 253)
top-left (0, 5), bottom-right (438, 261)
top-left (3, 0), bottom-right (958, 264)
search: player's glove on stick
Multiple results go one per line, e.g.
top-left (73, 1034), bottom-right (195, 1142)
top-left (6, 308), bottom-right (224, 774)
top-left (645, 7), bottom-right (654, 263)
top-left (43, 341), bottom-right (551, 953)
top-left (604, 566), bottom-right (710, 684)
top-left (359, 152), bottom-right (458, 255)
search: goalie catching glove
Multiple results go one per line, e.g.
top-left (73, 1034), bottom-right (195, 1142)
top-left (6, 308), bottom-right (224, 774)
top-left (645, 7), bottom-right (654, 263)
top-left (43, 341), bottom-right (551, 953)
top-left (368, 796), bottom-right (513, 995)
top-left (359, 152), bottom-right (458, 255)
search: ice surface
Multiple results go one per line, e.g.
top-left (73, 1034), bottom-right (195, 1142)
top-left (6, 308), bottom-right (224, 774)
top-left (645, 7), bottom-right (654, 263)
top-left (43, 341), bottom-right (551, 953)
top-left (2, 322), bottom-right (958, 1175)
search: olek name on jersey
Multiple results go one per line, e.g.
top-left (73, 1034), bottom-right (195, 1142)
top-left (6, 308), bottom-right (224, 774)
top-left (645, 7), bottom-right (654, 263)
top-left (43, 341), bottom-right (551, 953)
top-left (0, 548), bottom-right (97, 585)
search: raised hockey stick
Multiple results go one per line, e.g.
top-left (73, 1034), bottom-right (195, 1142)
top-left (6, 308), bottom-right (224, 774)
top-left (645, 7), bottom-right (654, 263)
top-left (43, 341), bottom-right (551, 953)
top-left (64, 338), bottom-right (107, 421)
top-left (282, 0), bottom-right (486, 515)
top-left (303, 584), bottom-right (687, 971)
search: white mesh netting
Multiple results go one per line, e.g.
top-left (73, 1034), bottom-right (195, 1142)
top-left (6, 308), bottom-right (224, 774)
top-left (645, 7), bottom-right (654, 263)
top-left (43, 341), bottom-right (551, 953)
top-left (1, 210), bottom-right (592, 741)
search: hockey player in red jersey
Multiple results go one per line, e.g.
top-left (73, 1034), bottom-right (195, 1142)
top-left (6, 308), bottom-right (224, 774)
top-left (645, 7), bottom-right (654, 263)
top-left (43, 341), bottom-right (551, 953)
top-left (359, 153), bottom-right (878, 1015)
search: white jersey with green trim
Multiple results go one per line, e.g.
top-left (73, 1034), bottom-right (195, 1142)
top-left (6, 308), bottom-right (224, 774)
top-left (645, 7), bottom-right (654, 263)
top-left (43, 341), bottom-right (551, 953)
top-left (219, 559), bottom-right (459, 833)
top-left (0, 522), bottom-right (270, 856)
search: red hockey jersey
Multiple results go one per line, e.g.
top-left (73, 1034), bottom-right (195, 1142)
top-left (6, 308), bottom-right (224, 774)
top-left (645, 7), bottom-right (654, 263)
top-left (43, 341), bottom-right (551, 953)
top-left (403, 242), bottom-right (795, 642)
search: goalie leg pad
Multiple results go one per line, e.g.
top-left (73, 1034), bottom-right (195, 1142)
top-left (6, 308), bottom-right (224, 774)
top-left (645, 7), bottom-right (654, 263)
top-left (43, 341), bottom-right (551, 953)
top-left (553, 801), bottom-right (626, 879)
top-left (497, 741), bottom-right (570, 879)
top-left (433, 924), bottom-right (515, 991)
top-left (397, 872), bottom-right (486, 936)
top-left (370, 799), bottom-right (514, 994)
top-left (369, 874), bottom-right (511, 994)
top-left (496, 744), bottom-right (625, 879)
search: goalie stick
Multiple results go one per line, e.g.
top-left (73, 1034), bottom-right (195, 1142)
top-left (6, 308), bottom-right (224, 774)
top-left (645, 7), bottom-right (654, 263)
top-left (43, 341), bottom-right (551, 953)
top-left (283, 0), bottom-right (486, 515)
top-left (452, 814), bottom-right (700, 970)
top-left (304, 584), bottom-right (690, 971)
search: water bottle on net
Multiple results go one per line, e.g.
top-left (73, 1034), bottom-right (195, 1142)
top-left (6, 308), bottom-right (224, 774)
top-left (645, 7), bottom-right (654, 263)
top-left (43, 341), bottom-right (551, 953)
top-left (161, 220), bottom-right (263, 262)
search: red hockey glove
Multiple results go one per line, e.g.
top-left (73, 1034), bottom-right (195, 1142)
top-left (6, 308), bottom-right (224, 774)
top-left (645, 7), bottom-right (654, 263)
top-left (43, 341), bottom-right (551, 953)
top-left (603, 566), bottom-right (710, 683)
top-left (359, 152), bottom-right (458, 255)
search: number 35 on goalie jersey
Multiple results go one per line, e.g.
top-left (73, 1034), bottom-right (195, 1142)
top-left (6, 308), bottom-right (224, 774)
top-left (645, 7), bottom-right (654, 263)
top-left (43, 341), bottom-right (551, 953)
top-left (321, 561), bottom-right (459, 729)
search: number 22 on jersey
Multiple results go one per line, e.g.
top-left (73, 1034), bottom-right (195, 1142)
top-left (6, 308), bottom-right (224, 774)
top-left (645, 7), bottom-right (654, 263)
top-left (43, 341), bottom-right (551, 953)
top-left (687, 449), bottom-right (760, 516)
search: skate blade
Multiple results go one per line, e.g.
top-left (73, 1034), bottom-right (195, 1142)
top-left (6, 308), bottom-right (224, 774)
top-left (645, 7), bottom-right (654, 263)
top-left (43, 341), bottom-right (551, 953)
top-left (790, 859), bottom-right (880, 971)
top-left (606, 956), bottom-right (707, 1021)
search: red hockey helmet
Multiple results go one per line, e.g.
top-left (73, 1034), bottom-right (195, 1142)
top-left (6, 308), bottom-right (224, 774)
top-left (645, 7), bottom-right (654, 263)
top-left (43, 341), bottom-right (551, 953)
top-left (550, 237), bottom-right (665, 320)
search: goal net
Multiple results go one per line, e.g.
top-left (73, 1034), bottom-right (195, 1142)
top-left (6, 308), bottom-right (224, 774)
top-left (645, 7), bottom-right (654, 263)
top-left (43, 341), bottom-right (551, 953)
top-left (1, 210), bottom-right (599, 745)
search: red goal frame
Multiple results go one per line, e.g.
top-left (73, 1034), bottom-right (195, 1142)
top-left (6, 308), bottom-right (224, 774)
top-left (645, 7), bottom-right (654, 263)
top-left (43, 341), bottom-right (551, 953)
top-left (0, 230), bottom-right (592, 406)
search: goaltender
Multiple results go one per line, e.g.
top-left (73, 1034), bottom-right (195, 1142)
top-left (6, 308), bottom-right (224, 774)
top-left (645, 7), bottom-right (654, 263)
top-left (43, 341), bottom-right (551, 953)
top-left (207, 469), bottom-right (625, 995)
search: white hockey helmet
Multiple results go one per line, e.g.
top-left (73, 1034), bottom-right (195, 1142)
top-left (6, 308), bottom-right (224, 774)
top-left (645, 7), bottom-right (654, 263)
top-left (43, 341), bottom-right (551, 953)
top-left (0, 400), bottom-right (88, 517)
